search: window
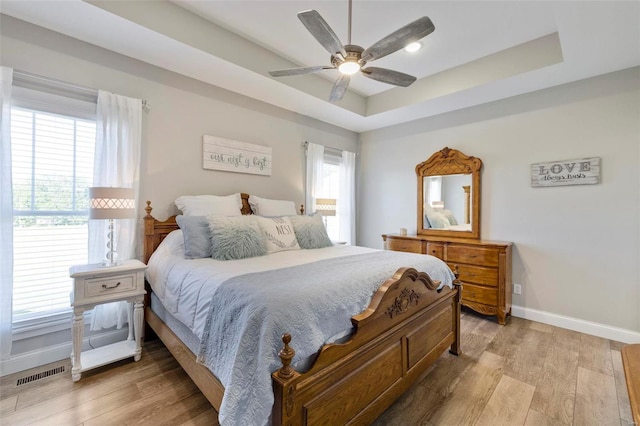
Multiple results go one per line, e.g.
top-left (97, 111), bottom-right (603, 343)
top-left (11, 93), bottom-right (96, 328)
top-left (319, 154), bottom-right (341, 241)
top-left (426, 176), bottom-right (442, 207)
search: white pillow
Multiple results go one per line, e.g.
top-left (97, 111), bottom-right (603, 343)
top-left (256, 216), bottom-right (300, 253)
top-left (175, 193), bottom-right (242, 216)
top-left (248, 195), bottom-right (297, 216)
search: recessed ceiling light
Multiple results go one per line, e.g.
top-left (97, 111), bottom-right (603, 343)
top-left (405, 42), bottom-right (422, 53)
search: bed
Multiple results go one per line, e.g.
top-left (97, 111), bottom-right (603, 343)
top-left (142, 193), bottom-right (462, 425)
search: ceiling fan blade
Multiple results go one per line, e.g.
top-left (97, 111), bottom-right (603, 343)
top-left (329, 75), bottom-right (350, 103)
top-left (298, 10), bottom-right (346, 57)
top-left (269, 66), bottom-right (335, 77)
top-left (361, 67), bottom-right (417, 87)
top-left (361, 16), bottom-right (435, 62)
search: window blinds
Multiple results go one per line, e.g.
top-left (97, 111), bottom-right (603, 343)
top-left (11, 87), bottom-right (96, 324)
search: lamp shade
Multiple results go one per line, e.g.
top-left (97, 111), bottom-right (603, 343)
top-left (89, 187), bottom-right (135, 220)
top-left (315, 198), bottom-right (336, 217)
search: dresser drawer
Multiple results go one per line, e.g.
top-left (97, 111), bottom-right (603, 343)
top-left (447, 245), bottom-right (499, 267)
top-left (387, 238), bottom-right (423, 254)
top-left (426, 243), bottom-right (444, 260)
top-left (448, 263), bottom-right (498, 287)
top-left (381, 234), bottom-right (512, 325)
top-left (461, 283), bottom-right (498, 306)
top-left (85, 274), bottom-right (136, 298)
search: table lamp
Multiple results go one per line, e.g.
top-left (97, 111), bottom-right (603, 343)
top-left (315, 198), bottom-right (336, 227)
top-left (89, 187), bottom-right (135, 267)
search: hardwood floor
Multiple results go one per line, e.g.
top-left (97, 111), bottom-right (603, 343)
top-left (0, 310), bottom-right (634, 426)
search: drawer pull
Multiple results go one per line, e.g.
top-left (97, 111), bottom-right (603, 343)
top-left (102, 282), bottom-right (121, 290)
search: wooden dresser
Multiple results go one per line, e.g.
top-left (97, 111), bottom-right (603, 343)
top-left (383, 234), bottom-right (513, 324)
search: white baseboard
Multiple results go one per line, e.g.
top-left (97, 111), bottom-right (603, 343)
top-left (0, 329), bottom-right (129, 377)
top-left (511, 305), bottom-right (640, 344)
top-left (4, 307), bottom-right (638, 376)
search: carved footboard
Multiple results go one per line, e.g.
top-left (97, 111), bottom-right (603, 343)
top-left (272, 267), bottom-right (461, 425)
top-left (143, 201), bottom-right (461, 424)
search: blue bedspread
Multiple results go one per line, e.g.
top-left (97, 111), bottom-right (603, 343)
top-left (196, 250), bottom-right (453, 426)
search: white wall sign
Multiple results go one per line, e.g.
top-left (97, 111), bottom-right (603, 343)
top-left (203, 135), bottom-right (272, 176)
top-left (531, 157), bottom-right (600, 187)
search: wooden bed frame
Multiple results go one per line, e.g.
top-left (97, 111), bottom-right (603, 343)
top-left (143, 193), bottom-right (462, 425)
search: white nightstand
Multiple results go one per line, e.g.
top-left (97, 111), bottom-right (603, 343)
top-left (69, 259), bottom-right (147, 381)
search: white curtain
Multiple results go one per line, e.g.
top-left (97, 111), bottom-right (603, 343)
top-left (305, 142), bottom-right (324, 215)
top-left (89, 90), bottom-right (142, 331)
top-left (0, 67), bottom-right (13, 359)
top-left (339, 150), bottom-right (356, 245)
top-left (427, 176), bottom-right (443, 207)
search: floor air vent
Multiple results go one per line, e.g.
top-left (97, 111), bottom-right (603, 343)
top-left (16, 365), bottom-right (66, 386)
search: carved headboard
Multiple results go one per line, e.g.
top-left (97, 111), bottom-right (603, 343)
top-left (143, 193), bottom-right (254, 264)
top-left (142, 193), bottom-right (304, 264)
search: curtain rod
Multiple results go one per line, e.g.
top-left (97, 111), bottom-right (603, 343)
top-left (303, 140), bottom-right (352, 155)
top-left (13, 69), bottom-right (150, 111)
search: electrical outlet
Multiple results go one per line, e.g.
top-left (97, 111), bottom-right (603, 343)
top-left (513, 283), bottom-right (522, 295)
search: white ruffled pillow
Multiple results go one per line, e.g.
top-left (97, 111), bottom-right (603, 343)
top-left (175, 193), bottom-right (242, 216)
top-left (248, 195), bottom-right (297, 216)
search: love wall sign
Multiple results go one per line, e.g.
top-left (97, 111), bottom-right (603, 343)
top-left (531, 157), bottom-right (600, 187)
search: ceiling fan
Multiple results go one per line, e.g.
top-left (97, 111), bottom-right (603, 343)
top-left (269, 0), bottom-right (435, 103)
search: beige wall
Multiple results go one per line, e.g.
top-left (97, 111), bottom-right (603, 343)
top-left (358, 68), bottom-right (640, 333)
top-left (0, 16), bottom-right (358, 363)
top-left (1, 13), bottom-right (638, 368)
top-left (0, 15), bottom-right (358, 240)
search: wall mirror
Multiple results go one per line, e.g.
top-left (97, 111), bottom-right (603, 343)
top-left (416, 147), bottom-right (482, 239)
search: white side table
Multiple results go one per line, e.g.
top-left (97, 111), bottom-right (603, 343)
top-left (69, 259), bottom-right (147, 381)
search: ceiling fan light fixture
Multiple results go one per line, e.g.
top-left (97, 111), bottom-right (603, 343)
top-left (405, 42), bottom-right (422, 53)
top-left (270, 4), bottom-right (435, 102)
top-left (338, 60), bottom-right (361, 75)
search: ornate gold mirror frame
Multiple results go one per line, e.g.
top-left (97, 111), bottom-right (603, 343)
top-left (416, 147), bottom-right (482, 239)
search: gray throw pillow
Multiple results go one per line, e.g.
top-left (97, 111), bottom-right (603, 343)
top-left (207, 215), bottom-right (267, 260)
top-left (289, 214), bottom-right (333, 249)
top-left (176, 215), bottom-right (212, 258)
